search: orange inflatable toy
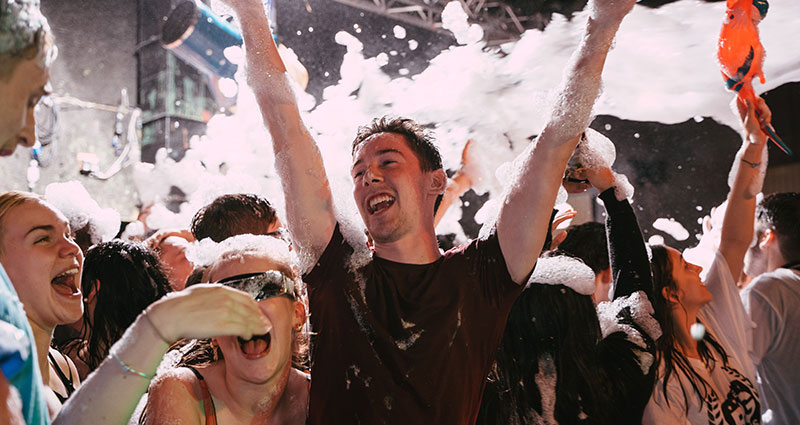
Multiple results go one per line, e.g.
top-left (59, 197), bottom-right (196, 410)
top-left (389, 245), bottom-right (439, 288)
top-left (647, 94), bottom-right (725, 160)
top-left (717, 0), bottom-right (791, 154)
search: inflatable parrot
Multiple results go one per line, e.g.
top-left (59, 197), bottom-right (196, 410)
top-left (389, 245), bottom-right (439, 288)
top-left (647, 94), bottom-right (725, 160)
top-left (717, 0), bottom-right (792, 155)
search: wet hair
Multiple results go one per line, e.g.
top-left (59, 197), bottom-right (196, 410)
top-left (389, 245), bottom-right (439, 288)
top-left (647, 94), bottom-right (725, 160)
top-left (77, 240), bottom-right (172, 371)
top-left (554, 222), bottom-right (609, 274)
top-left (0, 191), bottom-right (43, 255)
top-left (352, 116), bottom-right (443, 172)
top-left (649, 245), bottom-right (729, 413)
top-left (0, 0), bottom-right (56, 81)
top-left (478, 282), bottom-right (611, 424)
top-left (755, 192), bottom-right (800, 262)
top-left (190, 193), bottom-right (278, 242)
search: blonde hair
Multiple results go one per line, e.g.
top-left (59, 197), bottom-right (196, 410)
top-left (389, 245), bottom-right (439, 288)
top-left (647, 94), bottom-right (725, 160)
top-left (0, 190), bottom-right (43, 254)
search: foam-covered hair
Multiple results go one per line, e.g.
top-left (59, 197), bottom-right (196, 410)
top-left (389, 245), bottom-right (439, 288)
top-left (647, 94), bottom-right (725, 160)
top-left (527, 255), bottom-right (595, 295)
top-left (0, 0), bottom-right (49, 57)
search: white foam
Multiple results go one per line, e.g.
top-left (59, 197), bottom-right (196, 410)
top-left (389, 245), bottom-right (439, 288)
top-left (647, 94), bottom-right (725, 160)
top-left (44, 180), bottom-right (121, 245)
top-left (528, 255), bottom-right (595, 295)
top-left (122, 0), bottom-right (799, 258)
top-left (392, 25), bottom-right (406, 40)
top-left (596, 291), bottom-right (661, 373)
top-left (653, 217), bottom-right (690, 241)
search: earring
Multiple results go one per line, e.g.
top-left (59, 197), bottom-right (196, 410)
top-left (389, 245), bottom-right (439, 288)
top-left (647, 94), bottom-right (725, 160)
top-left (295, 324), bottom-right (303, 332)
top-left (210, 339), bottom-right (220, 362)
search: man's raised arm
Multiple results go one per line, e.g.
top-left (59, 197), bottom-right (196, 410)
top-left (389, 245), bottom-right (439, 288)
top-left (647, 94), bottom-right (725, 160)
top-left (226, 0), bottom-right (336, 255)
top-left (496, 0), bottom-right (636, 284)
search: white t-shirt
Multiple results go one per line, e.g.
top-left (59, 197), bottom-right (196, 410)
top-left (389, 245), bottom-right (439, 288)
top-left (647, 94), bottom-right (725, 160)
top-left (740, 267), bottom-right (800, 424)
top-left (644, 252), bottom-right (761, 425)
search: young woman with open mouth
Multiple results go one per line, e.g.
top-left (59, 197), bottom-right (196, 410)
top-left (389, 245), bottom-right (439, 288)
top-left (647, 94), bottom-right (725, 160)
top-left (142, 236), bottom-right (309, 425)
top-left (0, 191), bottom-right (86, 415)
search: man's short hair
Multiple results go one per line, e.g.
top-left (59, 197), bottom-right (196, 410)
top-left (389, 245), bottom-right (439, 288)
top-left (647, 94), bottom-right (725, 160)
top-left (0, 0), bottom-right (57, 80)
top-left (352, 116), bottom-right (443, 172)
top-left (191, 194), bottom-right (278, 242)
top-left (756, 192), bottom-right (800, 262)
top-left (553, 221), bottom-right (609, 274)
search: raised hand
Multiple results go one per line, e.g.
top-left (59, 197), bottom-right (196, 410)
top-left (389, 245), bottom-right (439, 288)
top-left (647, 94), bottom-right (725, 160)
top-left (146, 284), bottom-right (271, 342)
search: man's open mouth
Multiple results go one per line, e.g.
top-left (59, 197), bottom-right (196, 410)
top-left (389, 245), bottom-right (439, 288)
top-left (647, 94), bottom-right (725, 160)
top-left (367, 194), bottom-right (395, 215)
top-left (237, 332), bottom-right (271, 358)
top-left (51, 268), bottom-right (81, 296)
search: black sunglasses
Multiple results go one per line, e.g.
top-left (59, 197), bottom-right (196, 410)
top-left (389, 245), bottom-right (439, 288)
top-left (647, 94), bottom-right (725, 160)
top-left (216, 270), bottom-right (296, 301)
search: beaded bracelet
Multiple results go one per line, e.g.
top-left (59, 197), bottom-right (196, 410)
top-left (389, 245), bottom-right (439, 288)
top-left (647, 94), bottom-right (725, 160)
top-left (741, 158), bottom-right (760, 168)
top-left (112, 352), bottom-right (151, 379)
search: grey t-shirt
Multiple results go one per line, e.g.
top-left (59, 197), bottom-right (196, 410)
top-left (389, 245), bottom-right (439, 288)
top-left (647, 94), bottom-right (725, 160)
top-left (741, 267), bottom-right (800, 424)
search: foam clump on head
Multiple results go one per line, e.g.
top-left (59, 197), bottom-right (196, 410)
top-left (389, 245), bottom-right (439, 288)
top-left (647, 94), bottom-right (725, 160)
top-left (44, 181), bottom-right (121, 245)
top-left (0, 0), bottom-right (48, 55)
top-left (528, 254), bottom-right (595, 295)
top-left (187, 233), bottom-right (295, 272)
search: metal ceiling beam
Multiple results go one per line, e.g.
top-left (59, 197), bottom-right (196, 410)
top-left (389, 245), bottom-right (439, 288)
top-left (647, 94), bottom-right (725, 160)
top-left (331, 0), bottom-right (543, 45)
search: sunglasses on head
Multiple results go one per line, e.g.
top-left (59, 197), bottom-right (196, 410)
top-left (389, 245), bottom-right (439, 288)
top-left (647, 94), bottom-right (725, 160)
top-left (216, 270), bottom-right (296, 301)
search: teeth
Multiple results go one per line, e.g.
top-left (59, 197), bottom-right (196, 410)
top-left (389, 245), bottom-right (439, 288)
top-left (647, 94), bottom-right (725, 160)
top-left (54, 268), bottom-right (79, 279)
top-left (368, 195), bottom-right (394, 210)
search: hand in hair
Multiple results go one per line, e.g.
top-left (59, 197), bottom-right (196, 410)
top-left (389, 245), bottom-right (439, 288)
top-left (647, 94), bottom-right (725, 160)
top-left (146, 284), bottom-right (272, 342)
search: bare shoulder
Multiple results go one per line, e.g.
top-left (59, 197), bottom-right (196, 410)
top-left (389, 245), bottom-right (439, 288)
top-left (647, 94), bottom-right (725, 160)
top-left (143, 367), bottom-right (204, 425)
top-left (281, 368), bottom-right (310, 425)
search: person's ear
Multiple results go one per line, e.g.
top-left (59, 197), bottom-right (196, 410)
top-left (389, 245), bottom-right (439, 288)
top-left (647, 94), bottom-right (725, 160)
top-left (758, 229), bottom-right (775, 250)
top-left (293, 301), bottom-right (307, 331)
top-left (429, 169), bottom-right (447, 195)
top-left (662, 286), bottom-right (680, 304)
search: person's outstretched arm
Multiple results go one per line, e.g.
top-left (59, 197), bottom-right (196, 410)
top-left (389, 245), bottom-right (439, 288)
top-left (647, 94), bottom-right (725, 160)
top-left (496, 0), bottom-right (636, 283)
top-left (718, 99), bottom-right (769, 281)
top-left (585, 166), bottom-right (652, 301)
top-left (53, 285), bottom-right (270, 425)
top-left (226, 0), bottom-right (336, 256)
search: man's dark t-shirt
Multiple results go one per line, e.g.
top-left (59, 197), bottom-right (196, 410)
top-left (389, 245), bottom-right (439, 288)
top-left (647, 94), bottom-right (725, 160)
top-left (304, 224), bottom-right (524, 424)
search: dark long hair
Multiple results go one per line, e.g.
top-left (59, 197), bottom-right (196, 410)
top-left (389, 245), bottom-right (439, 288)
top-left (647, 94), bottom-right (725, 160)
top-left (649, 245), bottom-right (729, 412)
top-left (78, 240), bottom-right (172, 370)
top-left (478, 282), bottom-right (611, 425)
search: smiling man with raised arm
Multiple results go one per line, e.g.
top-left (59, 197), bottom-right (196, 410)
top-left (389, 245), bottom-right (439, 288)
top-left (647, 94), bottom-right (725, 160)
top-left (225, 0), bottom-right (636, 422)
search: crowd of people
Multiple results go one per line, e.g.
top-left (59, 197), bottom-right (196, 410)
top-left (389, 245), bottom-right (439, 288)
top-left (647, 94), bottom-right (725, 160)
top-left (1, 0), bottom-right (798, 424)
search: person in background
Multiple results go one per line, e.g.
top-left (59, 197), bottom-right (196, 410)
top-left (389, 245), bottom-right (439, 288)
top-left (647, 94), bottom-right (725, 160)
top-left (57, 240), bottom-right (172, 381)
top-left (478, 163), bottom-right (658, 424)
top-left (146, 229), bottom-right (195, 291)
top-left (643, 100), bottom-right (768, 424)
top-left (740, 192), bottom-right (800, 424)
top-left (555, 221), bottom-right (612, 303)
top-left (191, 194), bottom-right (284, 243)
